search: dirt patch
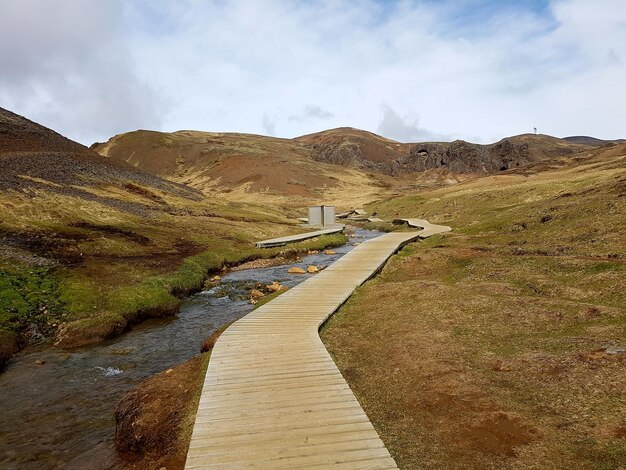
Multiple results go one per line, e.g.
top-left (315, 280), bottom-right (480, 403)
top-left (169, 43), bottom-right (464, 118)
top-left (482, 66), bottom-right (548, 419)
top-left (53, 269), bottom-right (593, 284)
top-left (115, 354), bottom-right (208, 470)
top-left (70, 222), bottom-right (151, 245)
top-left (122, 182), bottom-right (165, 204)
top-left (322, 239), bottom-right (625, 468)
top-left (458, 412), bottom-right (540, 456)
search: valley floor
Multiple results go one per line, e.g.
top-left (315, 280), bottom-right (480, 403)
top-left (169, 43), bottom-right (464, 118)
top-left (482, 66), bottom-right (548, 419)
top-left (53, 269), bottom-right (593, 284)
top-left (321, 147), bottom-right (626, 469)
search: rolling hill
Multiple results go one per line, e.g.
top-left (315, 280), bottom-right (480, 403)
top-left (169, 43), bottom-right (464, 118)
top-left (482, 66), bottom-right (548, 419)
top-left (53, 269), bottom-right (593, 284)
top-left (94, 127), bottom-right (596, 199)
top-left (0, 108), bottom-right (339, 367)
top-left (322, 141), bottom-right (626, 469)
top-left (298, 128), bottom-right (593, 174)
top-left (91, 130), bottom-right (390, 208)
top-left (563, 135), bottom-right (626, 146)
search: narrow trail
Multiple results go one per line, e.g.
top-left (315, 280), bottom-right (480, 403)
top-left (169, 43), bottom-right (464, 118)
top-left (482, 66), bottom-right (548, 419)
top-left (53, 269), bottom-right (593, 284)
top-left (185, 221), bottom-right (451, 469)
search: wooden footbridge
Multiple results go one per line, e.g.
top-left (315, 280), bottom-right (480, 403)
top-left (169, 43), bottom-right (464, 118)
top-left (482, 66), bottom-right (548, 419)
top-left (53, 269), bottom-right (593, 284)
top-left (185, 220), bottom-right (451, 469)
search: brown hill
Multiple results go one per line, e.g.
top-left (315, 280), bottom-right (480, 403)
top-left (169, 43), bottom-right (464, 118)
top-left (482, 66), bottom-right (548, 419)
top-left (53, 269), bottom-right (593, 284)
top-left (0, 107), bottom-right (200, 204)
top-left (92, 127), bottom-right (597, 207)
top-left (563, 135), bottom-right (626, 146)
top-left (1, 107), bottom-right (334, 367)
top-left (298, 128), bottom-right (592, 175)
top-left (0, 107), bottom-right (87, 155)
top-left (296, 127), bottom-right (410, 167)
top-left (91, 129), bottom-right (390, 207)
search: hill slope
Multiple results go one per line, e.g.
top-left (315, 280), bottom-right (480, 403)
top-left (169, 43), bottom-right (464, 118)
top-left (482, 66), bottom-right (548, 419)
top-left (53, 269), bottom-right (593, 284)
top-left (298, 128), bottom-right (592, 174)
top-left (91, 130), bottom-right (389, 208)
top-left (0, 108), bottom-right (201, 206)
top-left (323, 142), bottom-right (626, 469)
top-left (93, 127), bottom-right (596, 206)
top-left (0, 108), bottom-right (336, 367)
top-left (563, 135), bottom-right (626, 146)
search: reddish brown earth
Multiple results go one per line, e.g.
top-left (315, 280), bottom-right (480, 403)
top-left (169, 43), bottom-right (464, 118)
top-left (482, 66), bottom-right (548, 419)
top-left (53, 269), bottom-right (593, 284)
top-left (91, 130), bottom-right (347, 198)
top-left (92, 126), bottom-right (599, 201)
top-left (115, 354), bottom-right (208, 470)
top-left (0, 107), bottom-right (200, 202)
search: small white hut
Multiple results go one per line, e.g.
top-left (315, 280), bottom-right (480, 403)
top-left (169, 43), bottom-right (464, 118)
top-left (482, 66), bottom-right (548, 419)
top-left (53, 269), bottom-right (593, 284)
top-left (307, 205), bottom-right (336, 227)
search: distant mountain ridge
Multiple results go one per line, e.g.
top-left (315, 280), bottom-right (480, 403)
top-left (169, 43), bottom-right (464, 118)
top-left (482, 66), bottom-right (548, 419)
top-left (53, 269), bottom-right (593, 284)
top-left (298, 128), bottom-right (593, 175)
top-left (94, 126), bottom-right (600, 184)
top-left (90, 129), bottom-right (383, 200)
top-left (562, 135), bottom-right (626, 146)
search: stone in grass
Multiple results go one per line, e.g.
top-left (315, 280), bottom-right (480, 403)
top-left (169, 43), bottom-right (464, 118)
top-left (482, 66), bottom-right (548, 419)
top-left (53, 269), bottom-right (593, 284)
top-left (288, 267), bottom-right (306, 274)
top-left (204, 275), bottom-right (222, 288)
top-left (307, 265), bottom-right (319, 273)
top-left (606, 346), bottom-right (625, 355)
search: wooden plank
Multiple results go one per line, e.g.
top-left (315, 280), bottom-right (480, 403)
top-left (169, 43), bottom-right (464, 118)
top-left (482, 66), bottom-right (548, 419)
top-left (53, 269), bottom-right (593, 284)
top-left (185, 220), bottom-right (451, 468)
top-left (255, 227), bottom-right (344, 248)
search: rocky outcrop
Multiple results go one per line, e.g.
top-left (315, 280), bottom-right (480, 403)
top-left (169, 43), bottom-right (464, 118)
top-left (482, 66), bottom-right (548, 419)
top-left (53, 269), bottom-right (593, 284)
top-left (299, 128), bottom-right (590, 175)
top-left (403, 139), bottom-right (532, 173)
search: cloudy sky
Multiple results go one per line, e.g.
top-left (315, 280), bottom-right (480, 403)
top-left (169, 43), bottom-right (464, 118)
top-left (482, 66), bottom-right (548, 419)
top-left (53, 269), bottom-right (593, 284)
top-left (1, 0), bottom-right (624, 145)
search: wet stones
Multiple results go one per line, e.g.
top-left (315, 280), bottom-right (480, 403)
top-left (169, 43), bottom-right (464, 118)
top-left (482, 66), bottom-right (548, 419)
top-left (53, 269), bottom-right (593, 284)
top-left (266, 281), bottom-right (283, 292)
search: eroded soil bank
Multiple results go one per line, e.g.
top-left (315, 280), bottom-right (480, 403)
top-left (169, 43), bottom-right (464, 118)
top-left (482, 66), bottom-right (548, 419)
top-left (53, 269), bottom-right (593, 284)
top-left (0, 232), bottom-right (347, 369)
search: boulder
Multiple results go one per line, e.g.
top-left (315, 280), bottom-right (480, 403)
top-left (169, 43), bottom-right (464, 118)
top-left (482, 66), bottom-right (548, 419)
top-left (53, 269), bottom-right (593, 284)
top-left (288, 267), bottom-right (306, 274)
top-left (266, 281), bottom-right (283, 292)
top-left (324, 250), bottom-right (337, 255)
top-left (307, 265), bottom-right (319, 273)
top-left (204, 275), bottom-right (222, 288)
top-left (250, 289), bottom-right (265, 299)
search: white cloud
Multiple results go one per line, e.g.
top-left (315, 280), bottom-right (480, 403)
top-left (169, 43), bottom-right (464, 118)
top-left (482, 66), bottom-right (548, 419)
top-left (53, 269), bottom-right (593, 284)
top-left (0, 0), bottom-right (624, 144)
top-left (377, 104), bottom-right (454, 142)
top-left (0, 0), bottom-right (167, 144)
top-left (289, 105), bottom-right (334, 123)
top-left (262, 112), bottom-right (276, 136)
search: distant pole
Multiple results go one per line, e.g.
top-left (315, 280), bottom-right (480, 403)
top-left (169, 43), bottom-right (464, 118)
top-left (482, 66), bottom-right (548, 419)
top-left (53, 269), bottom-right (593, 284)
top-left (534, 126), bottom-right (537, 135)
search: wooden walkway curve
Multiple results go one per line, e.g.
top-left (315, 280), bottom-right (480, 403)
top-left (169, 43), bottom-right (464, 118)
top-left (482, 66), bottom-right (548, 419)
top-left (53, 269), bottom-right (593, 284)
top-left (255, 227), bottom-right (344, 248)
top-left (185, 221), bottom-right (451, 469)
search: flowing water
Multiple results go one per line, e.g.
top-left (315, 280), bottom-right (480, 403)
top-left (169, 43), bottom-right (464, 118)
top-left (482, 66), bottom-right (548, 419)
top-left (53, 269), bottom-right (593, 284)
top-left (0, 229), bottom-right (382, 469)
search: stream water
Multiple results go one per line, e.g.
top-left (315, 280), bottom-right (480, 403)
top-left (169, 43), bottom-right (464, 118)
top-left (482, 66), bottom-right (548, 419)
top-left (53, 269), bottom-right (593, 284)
top-left (0, 229), bottom-right (382, 469)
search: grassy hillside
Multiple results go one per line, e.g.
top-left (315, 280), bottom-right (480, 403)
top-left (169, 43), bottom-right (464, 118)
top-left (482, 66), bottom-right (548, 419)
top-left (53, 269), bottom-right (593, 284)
top-left (0, 108), bottom-right (348, 368)
top-left (322, 143), bottom-right (626, 469)
top-left (92, 129), bottom-right (391, 209)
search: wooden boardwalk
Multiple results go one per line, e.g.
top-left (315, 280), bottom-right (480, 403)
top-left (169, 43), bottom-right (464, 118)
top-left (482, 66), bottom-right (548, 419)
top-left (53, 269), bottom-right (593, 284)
top-left (186, 221), bottom-right (451, 469)
top-left (255, 227), bottom-right (345, 248)
top-left (393, 218), bottom-right (452, 237)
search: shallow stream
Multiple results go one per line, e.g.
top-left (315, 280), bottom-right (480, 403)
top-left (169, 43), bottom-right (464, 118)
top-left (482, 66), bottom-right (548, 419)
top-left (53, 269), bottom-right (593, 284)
top-left (0, 229), bottom-right (381, 469)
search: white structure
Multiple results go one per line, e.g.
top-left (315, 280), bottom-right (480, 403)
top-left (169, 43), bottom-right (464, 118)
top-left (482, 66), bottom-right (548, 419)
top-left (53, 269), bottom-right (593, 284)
top-left (307, 205), bottom-right (336, 227)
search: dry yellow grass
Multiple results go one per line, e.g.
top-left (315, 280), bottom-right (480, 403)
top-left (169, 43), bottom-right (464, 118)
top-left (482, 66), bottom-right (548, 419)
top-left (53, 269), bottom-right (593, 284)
top-left (321, 144), bottom-right (626, 469)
